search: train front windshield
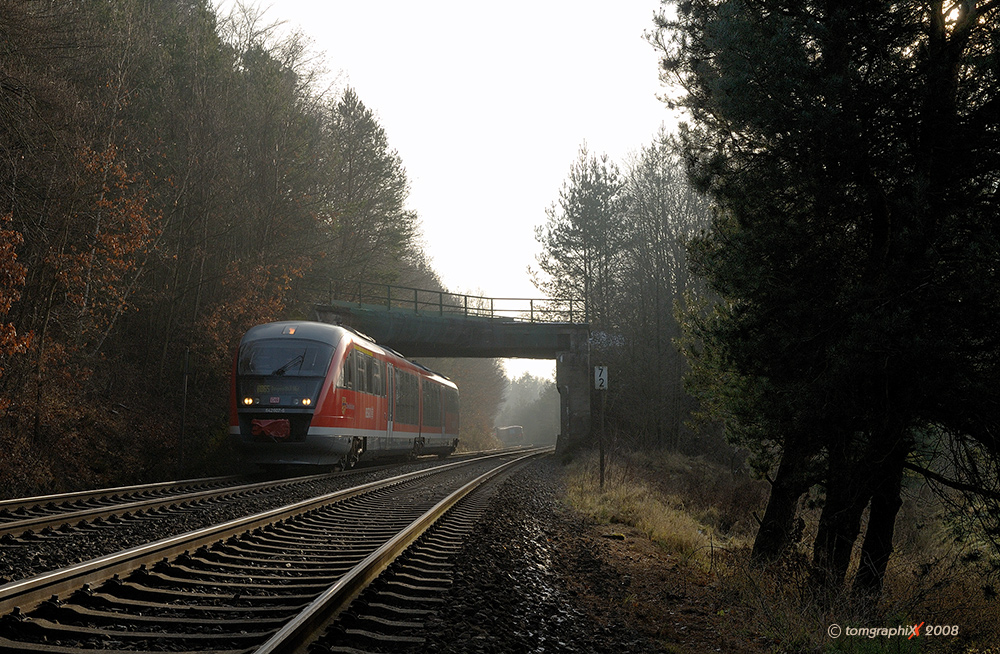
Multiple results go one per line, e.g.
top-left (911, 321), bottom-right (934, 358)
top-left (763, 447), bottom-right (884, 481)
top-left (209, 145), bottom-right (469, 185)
top-left (237, 339), bottom-right (335, 407)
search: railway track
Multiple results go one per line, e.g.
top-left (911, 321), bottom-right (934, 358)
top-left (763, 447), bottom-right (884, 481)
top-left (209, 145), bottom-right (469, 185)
top-left (0, 452), bottom-right (494, 542)
top-left (0, 476), bottom-right (243, 536)
top-left (306, 476), bottom-right (498, 653)
top-left (0, 476), bottom-right (318, 543)
top-left (0, 448), bottom-right (549, 653)
top-left (0, 476), bottom-right (244, 511)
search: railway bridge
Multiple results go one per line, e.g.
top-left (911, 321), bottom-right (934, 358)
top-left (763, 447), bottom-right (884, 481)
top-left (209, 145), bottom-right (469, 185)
top-left (312, 281), bottom-right (591, 454)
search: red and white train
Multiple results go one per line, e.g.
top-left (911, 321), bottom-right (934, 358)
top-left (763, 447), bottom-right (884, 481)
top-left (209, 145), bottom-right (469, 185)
top-left (229, 321), bottom-right (459, 468)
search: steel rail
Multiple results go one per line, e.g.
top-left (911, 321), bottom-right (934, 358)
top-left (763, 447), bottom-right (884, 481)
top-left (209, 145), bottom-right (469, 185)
top-left (0, 472), bottom-right (335, 539)
top-left (0, 448), bottom-right (545, 617)
top-left (0, 447), bottom-right (506, 528)
top-left (0, 475), bottom-right (240, 514)
top-left (0, 449), bottom-right (509, 538)
top-left (252, 448), bottom-right (546, 653)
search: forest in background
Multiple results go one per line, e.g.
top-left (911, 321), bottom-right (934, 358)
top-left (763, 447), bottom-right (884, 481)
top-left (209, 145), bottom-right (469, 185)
top-left (652, 0), bottom-right (1000, 615)
top-left (532, 133), bottom-right (715, 456)
top-left (5, 0), bottom-right (999, 639)
top-left (528, 0), bottom-right (1000, 625)
top-left (0, 0), bottom-right (511, 496)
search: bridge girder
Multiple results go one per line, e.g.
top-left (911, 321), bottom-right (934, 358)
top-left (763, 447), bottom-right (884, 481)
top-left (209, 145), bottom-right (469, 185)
top-left (314, 303), bottom-right (591, 454)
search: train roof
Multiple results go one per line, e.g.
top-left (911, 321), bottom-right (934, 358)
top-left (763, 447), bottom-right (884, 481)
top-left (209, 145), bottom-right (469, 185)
top-left (240, 321), bottom-right (349, 345)
top-left (239, 321), bottom-right (456, 389)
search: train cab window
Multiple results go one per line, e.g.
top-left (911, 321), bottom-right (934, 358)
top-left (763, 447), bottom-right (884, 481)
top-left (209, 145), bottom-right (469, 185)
top-left (238, 340), bottom-right (334, 377)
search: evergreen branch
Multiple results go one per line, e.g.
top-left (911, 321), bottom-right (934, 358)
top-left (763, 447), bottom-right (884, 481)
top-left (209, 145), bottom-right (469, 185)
top-left (903, 461), bottom-right (1000, 502)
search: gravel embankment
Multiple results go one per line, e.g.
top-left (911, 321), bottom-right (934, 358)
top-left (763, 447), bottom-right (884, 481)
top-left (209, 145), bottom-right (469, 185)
top-left (418, 457), bottom-right (669, 653)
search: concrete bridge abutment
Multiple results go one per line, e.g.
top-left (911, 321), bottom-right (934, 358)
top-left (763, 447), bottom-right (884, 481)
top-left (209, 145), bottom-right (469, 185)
top-left (555, 331), bottom-right (591, 456)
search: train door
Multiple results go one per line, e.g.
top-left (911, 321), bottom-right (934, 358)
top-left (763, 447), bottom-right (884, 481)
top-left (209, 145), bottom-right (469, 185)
top-left (386, 362), bottom-right (394, 443)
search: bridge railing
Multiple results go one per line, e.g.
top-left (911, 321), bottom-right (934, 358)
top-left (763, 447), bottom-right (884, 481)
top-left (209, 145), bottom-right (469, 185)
top-left (320, 280), bottom-right (584, 324)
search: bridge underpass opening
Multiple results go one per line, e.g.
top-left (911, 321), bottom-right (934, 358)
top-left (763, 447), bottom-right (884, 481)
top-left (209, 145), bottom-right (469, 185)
top-left (495, 360), bottom-right (560, 448)
top-left (503, 357), bottom-right (556, 382)
top-left (311, 283), bottom-right (591, 454)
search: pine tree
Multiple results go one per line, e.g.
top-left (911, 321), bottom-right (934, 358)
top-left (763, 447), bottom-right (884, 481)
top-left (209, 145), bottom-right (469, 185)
top-left (317, 87), bottom-right (419, 286)
top-left (532, 144), bottom-right (625, 329)
top-left (654, 0), bottom-right (1000, 597)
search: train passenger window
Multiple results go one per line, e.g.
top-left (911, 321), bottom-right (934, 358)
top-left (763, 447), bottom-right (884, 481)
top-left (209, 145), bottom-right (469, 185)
top-left (372, 360), bottom-right (384, 396)
top-left (444, 388), bottom-right (459, 414)
top-left (338, 350), bottom-right (356, 390)
top-left (443, 387), bottom-right (459, 431)
top-left (422, 382), bottom-right (442, 427)
top-left (357, 352), bottom-right (369, 394)
top-left (395, 369), bottom-right (419, 425)
top-left (354, 351), bottom-right (381, 395)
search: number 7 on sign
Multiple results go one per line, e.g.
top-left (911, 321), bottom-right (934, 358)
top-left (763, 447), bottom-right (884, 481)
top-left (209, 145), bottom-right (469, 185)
top-left (594, 366), bottom-right (608, 391)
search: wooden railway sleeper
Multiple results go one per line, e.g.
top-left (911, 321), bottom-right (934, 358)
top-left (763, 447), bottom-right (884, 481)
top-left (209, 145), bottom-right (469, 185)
top-left (232, 533), bottom-right (392, 552)
top-left (319, 625), bottom-right (426, 651)
top-left (335, 613), bottom-right (425, 634)
top-left (140, 562), bottom-right (336, 588)
top-left (72, 589), bottom-right (302, 617)
top-left (209, 542), bottom-right (374, 562)
top-left (0, 639), bottom-right (246, 654)
top-left (0, 615), bottom-right (274, 643)
top-left (131, 569), bottom-right (337, 594)
top-left (179, 555), bottom-right (355, 576)
top-left (153, 558), bottom-right (342, 583)
top-left (92, 580), bottom-right (318, 606)
top-left (350, 598), bottom-right (441, 619)
top-left (374, 579), bottom-right (448, 599)
top-left (392, 561), bottom-right (453, 577)
top-left (171, 559), bottom-right (355, 578)
top-left (149, 564), bottom-right (339, 585)
top-left (395, 570), bottom-right (451, 591)
top-left (70, 592), bottom-right (303, 621)
top-left (30, 600), bottom-right (286, 630)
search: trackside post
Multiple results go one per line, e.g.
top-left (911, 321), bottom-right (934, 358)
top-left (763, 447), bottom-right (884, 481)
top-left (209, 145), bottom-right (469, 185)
top-left (595, 366), bottom-right (607, 489)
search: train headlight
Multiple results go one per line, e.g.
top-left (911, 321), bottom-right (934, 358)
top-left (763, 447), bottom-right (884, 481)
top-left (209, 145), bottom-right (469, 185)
top-left (243, 397), bottom-right (254, 406)
top-left (302, 398), bottom-right (312, 406)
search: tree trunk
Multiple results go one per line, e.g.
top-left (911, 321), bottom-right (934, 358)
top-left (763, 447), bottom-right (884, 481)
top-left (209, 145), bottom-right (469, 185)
top-left (751, 438), bottom-right (815, 562)
top-left (811, 482), bottom-right (869, 591)
top-left (811, 437), bottom-right (873, 591)
top-left (852, 440), bottom-right (907, 601)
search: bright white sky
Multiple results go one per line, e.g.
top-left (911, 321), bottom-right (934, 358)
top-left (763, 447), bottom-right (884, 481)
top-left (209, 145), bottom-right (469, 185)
top-left (223, 1), bottom-right (675, 378)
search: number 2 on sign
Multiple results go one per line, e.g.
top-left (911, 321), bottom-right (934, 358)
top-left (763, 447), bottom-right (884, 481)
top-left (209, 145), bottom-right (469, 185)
top-left (594, 366), bottom-right (608, 390)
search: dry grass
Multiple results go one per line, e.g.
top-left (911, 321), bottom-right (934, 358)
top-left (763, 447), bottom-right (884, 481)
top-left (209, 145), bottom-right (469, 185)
top-left (562, 448), bottom-right (1000, 654)
top-left (563, 449), bottom-right (765, 567)
top-left (567, 468), bottom-right (712, 562)
top-left (718, 547), bottom-right (1000, 654)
